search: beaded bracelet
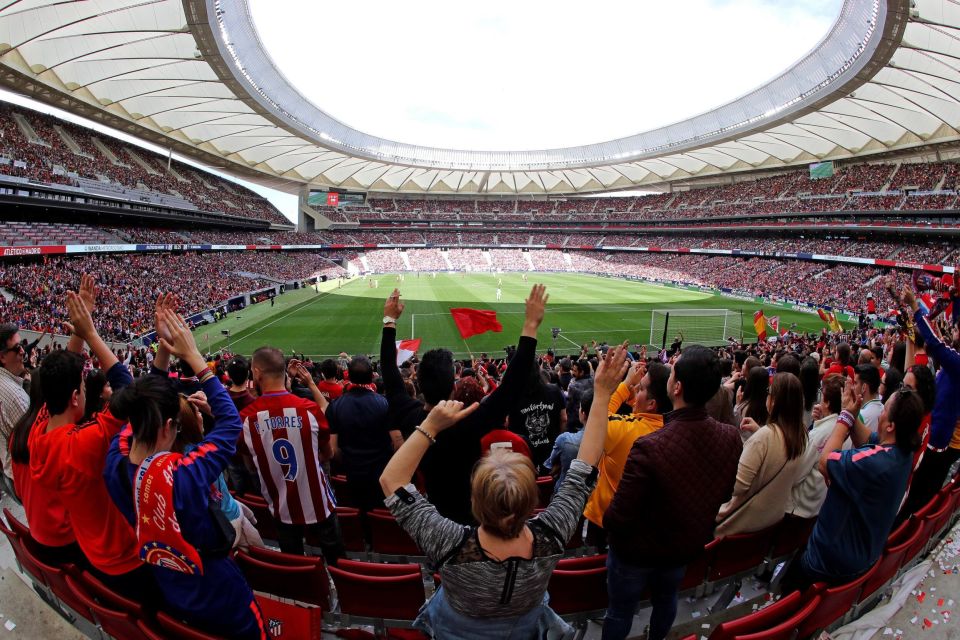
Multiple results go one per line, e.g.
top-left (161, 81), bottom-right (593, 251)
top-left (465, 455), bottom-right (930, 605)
top-left (414, 425), bottom-right (437, 445)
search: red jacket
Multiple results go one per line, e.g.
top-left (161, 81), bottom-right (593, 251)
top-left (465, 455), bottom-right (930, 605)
top-left (12, 457), bottom-right (74, 547)
top-left (29, 409), bottom-right (141, 575)
top-left (604, 407), bottom-right (742, 567)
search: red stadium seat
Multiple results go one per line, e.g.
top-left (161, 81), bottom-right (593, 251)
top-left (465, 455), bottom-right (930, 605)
top-left (236, 550), bottom-right (329, 607)
top-left (368, 510), bottom-right (421, 557)
top-left (734, 594), bottom-right (821, 640)
top-left (536, 476), bottom-right (554, 508)
top-left (709, 523), bottom-right (779, 583)
top-left (708, 590), bottom-right (805, 640)
top-left (245, 545), bottom-right (322, 567)
top-left (7, 527), bottom-right (50, 591)
top-left (555, 554), bottom-right (606, 571)
top-left (547, 565), bottom-right (608, 616)
top-left (28, 559), bottom-right (94, 623)
top-left (331, 506), bottom-right (366, 553)
top-left (0, 515), bottom-right (29, 579)
top-left (797, 562), bottom-right (879, 637)
top-left (65, 576), bottom-right (142, 640)
top-left (337, 558), bottom-right (421, 576)
top-left (680, 544), bottom-right (712, 594)
top-left (328, 565), bottom-right (426, 624)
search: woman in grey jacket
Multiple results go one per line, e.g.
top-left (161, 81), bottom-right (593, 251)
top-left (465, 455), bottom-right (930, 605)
top-left (378, 341), bottom-right (628, 639)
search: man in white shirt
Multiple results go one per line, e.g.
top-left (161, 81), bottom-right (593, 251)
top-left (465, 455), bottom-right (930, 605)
top-left (854, 363), bottom-right (883, 433)
top-left (0, 323), bottom-right (29, 500)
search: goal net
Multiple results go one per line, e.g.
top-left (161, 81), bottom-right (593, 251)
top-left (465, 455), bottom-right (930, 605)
top-left (649, 309), bottom-right (742, 349)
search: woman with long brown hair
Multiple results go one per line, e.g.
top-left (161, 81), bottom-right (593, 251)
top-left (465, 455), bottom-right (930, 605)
top-left (717, 372), bottom-right (808, 536)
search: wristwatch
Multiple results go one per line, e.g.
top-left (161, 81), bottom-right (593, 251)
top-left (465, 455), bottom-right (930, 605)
top-left (383, 316), bottom-right (397, 325)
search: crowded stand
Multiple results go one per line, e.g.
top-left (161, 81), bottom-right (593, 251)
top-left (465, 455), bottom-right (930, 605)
top-left (0, 102), bottom-right (289, 226)
top-left (1, 269), bottom-right (957, 640)
top-left (0, 252), bottom-right (337, 342)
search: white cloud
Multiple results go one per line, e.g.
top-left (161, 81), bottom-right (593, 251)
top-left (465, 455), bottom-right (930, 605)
top-left (251, 0), bottom-right (841, 151)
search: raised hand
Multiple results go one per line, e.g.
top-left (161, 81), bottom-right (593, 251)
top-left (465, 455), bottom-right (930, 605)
top-left (187, 390), bottom-right (212, 416)
top-left (78, 273), bottom-right (97, 313)
top-left (594, 341), bottom-right (631, 397)
top-left (384, 289), bottom-right (405, 320)
top-left (64, 290), bottom-right (97, 341)
top-left (624, 360), bottom-right (646, 389)
top-left (740, 416), bottom-right (761, 434)
top-left (841, 379), bottom-right (862, 415)
top-left (156, 308), bottom-right (203, 367)
top-left (420, 399), bottom-right (480, 435)
top-left (900, 286), bottom-right (918, 312)
top-left (523, 284), bottom-right (549, 334)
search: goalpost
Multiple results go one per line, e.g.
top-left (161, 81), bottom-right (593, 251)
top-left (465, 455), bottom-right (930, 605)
top-left (649, 309), bottom-right (743, 349)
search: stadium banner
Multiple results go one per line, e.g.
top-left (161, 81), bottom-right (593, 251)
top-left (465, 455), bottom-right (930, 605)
top-left (0, 245), bottom-right (67, 257)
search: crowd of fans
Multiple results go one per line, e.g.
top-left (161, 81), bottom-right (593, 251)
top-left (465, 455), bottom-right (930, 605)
top-left (0, 102), bottom-right (288, 225)
top-left (0, 252), bottom-right (340, 342)
top-left (0, 271), bottom-right (956, 639)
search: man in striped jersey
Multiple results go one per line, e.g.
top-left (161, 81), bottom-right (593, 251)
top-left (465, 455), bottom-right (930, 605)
top-left (240, 346), bottom-right (344, 562)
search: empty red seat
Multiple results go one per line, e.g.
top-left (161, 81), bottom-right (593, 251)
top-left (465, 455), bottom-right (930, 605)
top-left (547, 565), bottom-right (608, 616)
top-left (555, 554), bottom-right (606, 571)
top-left (368, 510), bottom-right (421, 556)
top-left (708, 523), bottom-right (779, 583)
top-left (337, 558), bottom-right (421, 576)
top-left (859, 526), bottom-right (920, 603)
top-left (536, 476), bottom-right (554, 508)
top-left (236, 550), bottom-right (329, 607)
top-left (734, 594), bottom-right (821, 640)
top-left (328, 565), bottom-right (425, 622)
top-left (65, 574), bottom-right (142, 640)
top-left (245, 545), bottom-right (322, 567)
top-left (709, 590), bottom-right (805, 640)
top-left (29, 559), bottom-right (94, 623)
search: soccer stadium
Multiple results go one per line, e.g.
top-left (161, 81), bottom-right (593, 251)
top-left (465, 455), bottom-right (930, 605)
top-left (0, 0), bottom-right (959, 638)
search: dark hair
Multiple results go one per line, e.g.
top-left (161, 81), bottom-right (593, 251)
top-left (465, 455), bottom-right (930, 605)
top-left (109, 375), bottom-right (180, 450)
top-left (252, 346), bottom-right (286, 378)
top-left (743, 366), bottom-right (770, 426)
top-left (0, 322), bottom-right (18, 349)
top-left (887, 389), bottom-right (924, 452)
top-left (799, 356), bottom-right (820, 412)
top-left (854, 363), bottom-right (881, 394)
top-left (10, 369), bottom-right (45, 464)
top-left (673, 345), bottom-right (721, 407)
top-left (822, 374), bottom-right (844, 415)
top-left (347, 355), bottom-right (373, 385)
top-left (836, 343), bottom-right (851, 367)
top-left (733, 350), bottom-right (748, 367)
top-left (646, 362), bottom-right (673, 414)
top-left (226, 356), bottom-right (250, 386)
top-left (579, 389), bottom-right (594, 423)
top-left (890, 341), bottom-right (907, 374)
top-left (81, 370), bottom-right (108, 423)
top-left (906, 365), bottom-right (935, 414)
top-left (39, 350), bottom-right (85, 415)
top-left (776, 354), bottom-right (800, 378)
top-left (419, 348), bottom-right (455, 405)
top-left (768, 373), bottom-right (807, 460)
top-left (319, 358), bottom-right (339, 380)
top-left (574, 359), bottom-right (589, 377)
top-left (880, 367), bottom-right (902, 400)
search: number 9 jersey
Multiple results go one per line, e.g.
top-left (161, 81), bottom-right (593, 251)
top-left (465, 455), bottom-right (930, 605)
top-left (240, 391), bottom-right (336, 525)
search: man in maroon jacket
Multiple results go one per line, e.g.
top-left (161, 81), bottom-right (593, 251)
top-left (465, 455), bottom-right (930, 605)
top-left (602, 345), bottom-right (742, 640)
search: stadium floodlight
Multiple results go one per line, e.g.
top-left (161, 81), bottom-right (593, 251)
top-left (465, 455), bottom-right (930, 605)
top-left (649, 309), bottom-right (742, 349)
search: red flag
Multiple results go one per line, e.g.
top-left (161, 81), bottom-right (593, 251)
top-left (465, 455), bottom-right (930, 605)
top-left (395, 338), bottom-right (421, 366)
top-left (817, 309), bottom-right (829, 324)
top-left (450, 308), bottom-right (503, 339)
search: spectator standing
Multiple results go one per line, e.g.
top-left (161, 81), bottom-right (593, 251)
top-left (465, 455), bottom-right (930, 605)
top-left (326, 356), bottom-right (397, 515)
top-left (379, 286), bottom-right (544, 524)
top-left (0, 322), bottom-right (28, 499)
top-left (508, 366), bottom-right (567, 469)
top-left (316, 358), bottom-right (343, 402)
top-left (582, 361), bottom-right (671, 549)
top-left (545, 389), bottom-right (591, 489)
top-left (565, 359), bottom-right (593, 432)
top-left (602, 345), bottom-right (742, 640)
top-left (240, 346), bottom-right (343, 562)
top-left (226, 356), bottom-right (255, 411)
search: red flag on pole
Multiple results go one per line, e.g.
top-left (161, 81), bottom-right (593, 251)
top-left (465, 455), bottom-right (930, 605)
top-left (450, 308), bottom-right (503, 339)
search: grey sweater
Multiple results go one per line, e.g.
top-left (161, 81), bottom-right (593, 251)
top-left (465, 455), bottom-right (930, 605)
top-left (385, 459), bottom-right (597, 618)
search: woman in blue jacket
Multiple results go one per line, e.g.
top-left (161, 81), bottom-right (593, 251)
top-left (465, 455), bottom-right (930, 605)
top-left (104, 306), bottom-right (266, 640)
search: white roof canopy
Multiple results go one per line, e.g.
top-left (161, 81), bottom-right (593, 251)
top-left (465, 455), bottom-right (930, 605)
top-left (0, 0), bottom-right (956, 194)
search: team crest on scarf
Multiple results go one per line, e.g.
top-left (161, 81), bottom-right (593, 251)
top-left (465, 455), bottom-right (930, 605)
top-left (134, 452), bottom-right (204, 575)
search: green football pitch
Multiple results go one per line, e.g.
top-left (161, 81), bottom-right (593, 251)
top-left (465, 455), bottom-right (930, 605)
top-left (191, 273), bottom-right (841, 358)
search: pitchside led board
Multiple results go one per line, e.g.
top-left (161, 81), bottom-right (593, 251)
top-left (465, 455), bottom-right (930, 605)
top-left (809, 161), bottom-right (834, 180)
top-left (308, 189), bottom-right (366, 207)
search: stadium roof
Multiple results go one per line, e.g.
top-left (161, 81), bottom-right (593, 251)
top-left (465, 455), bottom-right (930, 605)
top-left (0, 0), bottom-right (956, 195)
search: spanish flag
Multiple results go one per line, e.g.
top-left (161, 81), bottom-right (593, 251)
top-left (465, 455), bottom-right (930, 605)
top-left (828, 312), bottom-right (842, 333)
top-left (753, 310), bottom-right (767, 341)
top-left (817, 309), bottom-right (830, 324)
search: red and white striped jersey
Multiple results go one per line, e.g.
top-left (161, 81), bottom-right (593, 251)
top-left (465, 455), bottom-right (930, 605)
top-left (240, 391), bottom-right (336, 525)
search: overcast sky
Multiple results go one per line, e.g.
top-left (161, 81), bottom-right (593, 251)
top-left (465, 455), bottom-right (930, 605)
top-left (0, 0), bottom-right (841, 220)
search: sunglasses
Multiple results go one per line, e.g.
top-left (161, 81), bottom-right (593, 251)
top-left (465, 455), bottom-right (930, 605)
top-left (1, 343), bottom-right (24, 355)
